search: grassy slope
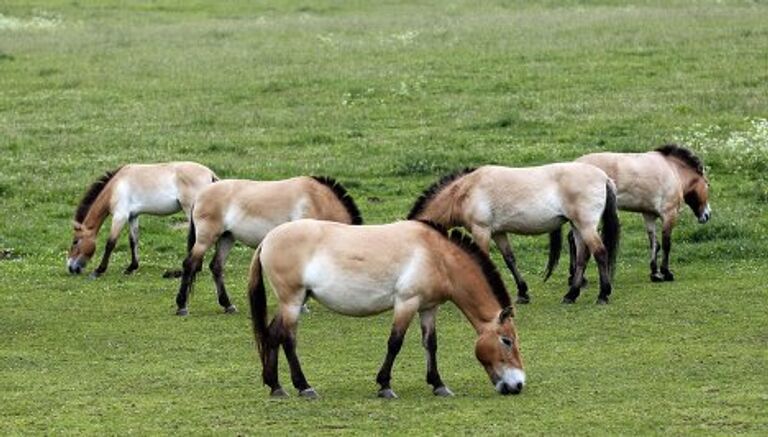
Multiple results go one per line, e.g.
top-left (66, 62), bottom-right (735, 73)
top-left (1, 1), bottom-right (767, 434)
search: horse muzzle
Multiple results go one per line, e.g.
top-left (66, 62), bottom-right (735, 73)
top-left (698, 204), bottom-right (711, 224)
top-left (67, 258), bottom-right (85, 274)
top-left (493, 367), bottom-right (526, 395)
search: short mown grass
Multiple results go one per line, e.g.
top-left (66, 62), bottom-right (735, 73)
top-left (1, 1), bottom-right (767, 434)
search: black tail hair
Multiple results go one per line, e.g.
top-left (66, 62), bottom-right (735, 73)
top-left (186, 208), bottom-right (197, 255)
top-left (247, 246), bottom-right (269, 368)
top-left (543, 228), bottom-right (562, 282)
top-left (601, 181), bottom-right (621, 278)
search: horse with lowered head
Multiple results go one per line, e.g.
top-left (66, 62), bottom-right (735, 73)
top-left (175, 176), bottom-right (362, 316)
top-left (574, 144), bottom-right (710, 282)
top-left (248, 219), bottom-right (525, 398)
top-left (68, 162), bottom-right (217, 277)
top-left (408, 164), bottom-right (620, 304)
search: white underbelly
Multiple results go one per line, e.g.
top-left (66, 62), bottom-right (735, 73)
top-left (304, 258), bottom-right (397, 317)
top-left (495, 213), bottom-right (566, 235)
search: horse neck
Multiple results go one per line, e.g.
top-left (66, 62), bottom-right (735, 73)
top-left (422, 182), bottom-right (464, 227)
top-left (81, 186), bottom-right (113, 232)
top-left (313, 190), bottom-right (352, 224)
top-left (667, 158), bottom-right (700, 192)
top-left (443, 249), bottom-right (502, 334)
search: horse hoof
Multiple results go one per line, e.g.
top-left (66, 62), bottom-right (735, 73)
top-left (270, 387), bottom-right (289, 398)
top-left (377, 388), bottom-right (398, 399)
top-left (662, 271), bottom-right (675, 282)
top-left (224, 305), bottom-right (238, 314)
top-left (300, 304), bottom-right (310, 314)
top-left (433, 386), bottom-right (454, 397)
top-left (123, 268), bottom-right (137, 275)
top-left (162, 269), bottom-right (183, 279)
top-left (596, 298), bottom-right (609, 305)
top-left (516, 295), bottom-right (530, 305)
top-left (176, 308), bottom-right (188, 316)
top-left (561, 297), bottom-right (576, 304)
top-left (299, 388), bottom-right (319, 399)
top-left (650, 273), bottom-right (664, 282)
top-left (88, 271), bottom-right (102, 280)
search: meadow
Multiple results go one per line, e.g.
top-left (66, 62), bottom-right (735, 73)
top-left (1, 0), bottom-right (767, 434)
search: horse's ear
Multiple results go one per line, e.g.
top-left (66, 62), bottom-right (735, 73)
top-left (498, 306), bottom-right (515, 324)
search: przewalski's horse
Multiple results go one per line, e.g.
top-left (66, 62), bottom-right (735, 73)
top-left (175, 176), bottom-right (362, 316)
top-left (248, 219), bottom-right (525, 398)
top-left (68, 162), bottom-right (218, 277)
top-left (408, 164), bottom-right (620, 304)
top-left (574, 144), bottom-right (710, 282)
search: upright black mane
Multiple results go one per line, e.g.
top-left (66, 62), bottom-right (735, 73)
top-left (655, 144), bottom-right (704, 175)
top-left (407, 167), bottom-right (477, 220)
top-left (416, 220), bottom-right (512, 308)
top-left (74, 167), bottom-right (123, 223)
top-left (311, 176), bottom-right (363, 225)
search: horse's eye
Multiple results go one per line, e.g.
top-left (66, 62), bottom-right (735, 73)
top-left (72, 239), bottom-right (78, 246)
top-left (500, 337), bottom-right (513, 348)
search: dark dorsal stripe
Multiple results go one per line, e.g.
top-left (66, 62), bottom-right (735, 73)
top-left (415, 220), bottom-right (512, 308)
top-left (655, 144), bottom-right (704, 176)
top-left (407, 167), bottom-right (477, 220)
top-left (311, 176), bottom-right (363, 225)
top-left (74, 166), bottom-right (123, 223)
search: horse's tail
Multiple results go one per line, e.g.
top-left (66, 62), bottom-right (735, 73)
top-left (601, 180), bottom-right (620, 278)
top-left (247, 245), bottom-right (269, 367)
top-left (186, 207), bottom-right (197, 255)
top-left (543, 227), bottom-right (562, 282)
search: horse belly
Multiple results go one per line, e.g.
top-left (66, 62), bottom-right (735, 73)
top-left (304, 259), bottom-right (396, 316)
top-left (130, 191), bottom-right (180, 216)
top-left (495, 208), bottom-right (565, 235)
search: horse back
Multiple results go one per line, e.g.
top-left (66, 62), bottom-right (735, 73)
top-left (576, 152), bottom-right (680, 214)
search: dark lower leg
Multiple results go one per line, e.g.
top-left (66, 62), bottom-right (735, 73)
top-left (209, 235), bottom-right (235, 311)
top-left (175, 255), bottom-right (202, 314)
top-left (501, 253), bottom-right (529, 302)
top-left (282, 333), bottom-right (311, 392)
top-left (93, 238), bottom-right (117, 276)
top-left (594, 249), bottom-right (612, 303)
top-left (263, 318), bottom-right (283, 393)
top-left (661, 229), bottom-right (674, 281)
top-left (422, 325), bottom-right (444, 390)
top-left (376, 328), bottom-right (405, 392)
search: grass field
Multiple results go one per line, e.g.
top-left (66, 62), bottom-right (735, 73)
top-left (1, 0), bottom-right (767, 434)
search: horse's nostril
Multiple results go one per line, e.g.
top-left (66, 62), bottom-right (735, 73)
top-left (515, 382), bottom-right (523, 392)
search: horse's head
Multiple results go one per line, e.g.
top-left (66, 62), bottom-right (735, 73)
top-left (684, 175), bottom-right (711, 224)
top-left (67, 222), bottom-right (97, 274)
top-left (474, 306), bottom-right (525, 395)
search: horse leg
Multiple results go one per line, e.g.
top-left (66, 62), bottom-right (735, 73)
top-left (124, 215), bottom-right (140, 274)
top-left (579, 227), bottom-right (612, 304)
top-left (90, 216), bottom-right (127, 278)
top-left (660, 215), bottom-right (677, 281)
top-left (376, 299), bottom-right (418, 399)
top-left (419, 307), bottom-right (452, 396)
top-left (562, 229), bottom-right (588, 304)
top-left (470, 224), bottom-right (491, 253)
top-left (175, 241), bottom-right (209, 316)
top-left (209, 232), bottom-right (237, 314)
top-left (643, 213), bottom-right (664, 282)
top-left (263, 314), bottom-right (287, 397)
top-left (278, 301), bottom-right (316, 398)
top-left (567, 228), bottom-right (588, 289)
top-left (492, 233), bottom-right (530, 304)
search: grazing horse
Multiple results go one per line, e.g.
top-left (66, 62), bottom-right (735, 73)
top-left (67, 162), bottom-right (218, 277)
top-left (175, 176), bottom-right (362, 316)
top-left (248, 219), bottom-right (525, 398)
top-left (574, 144), bottom-right (710, 282)
top-left (408, 164), bottom-right (620, 304)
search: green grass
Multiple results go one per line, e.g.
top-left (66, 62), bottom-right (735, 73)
top-left (1, 1), bottom-right (767, 434)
